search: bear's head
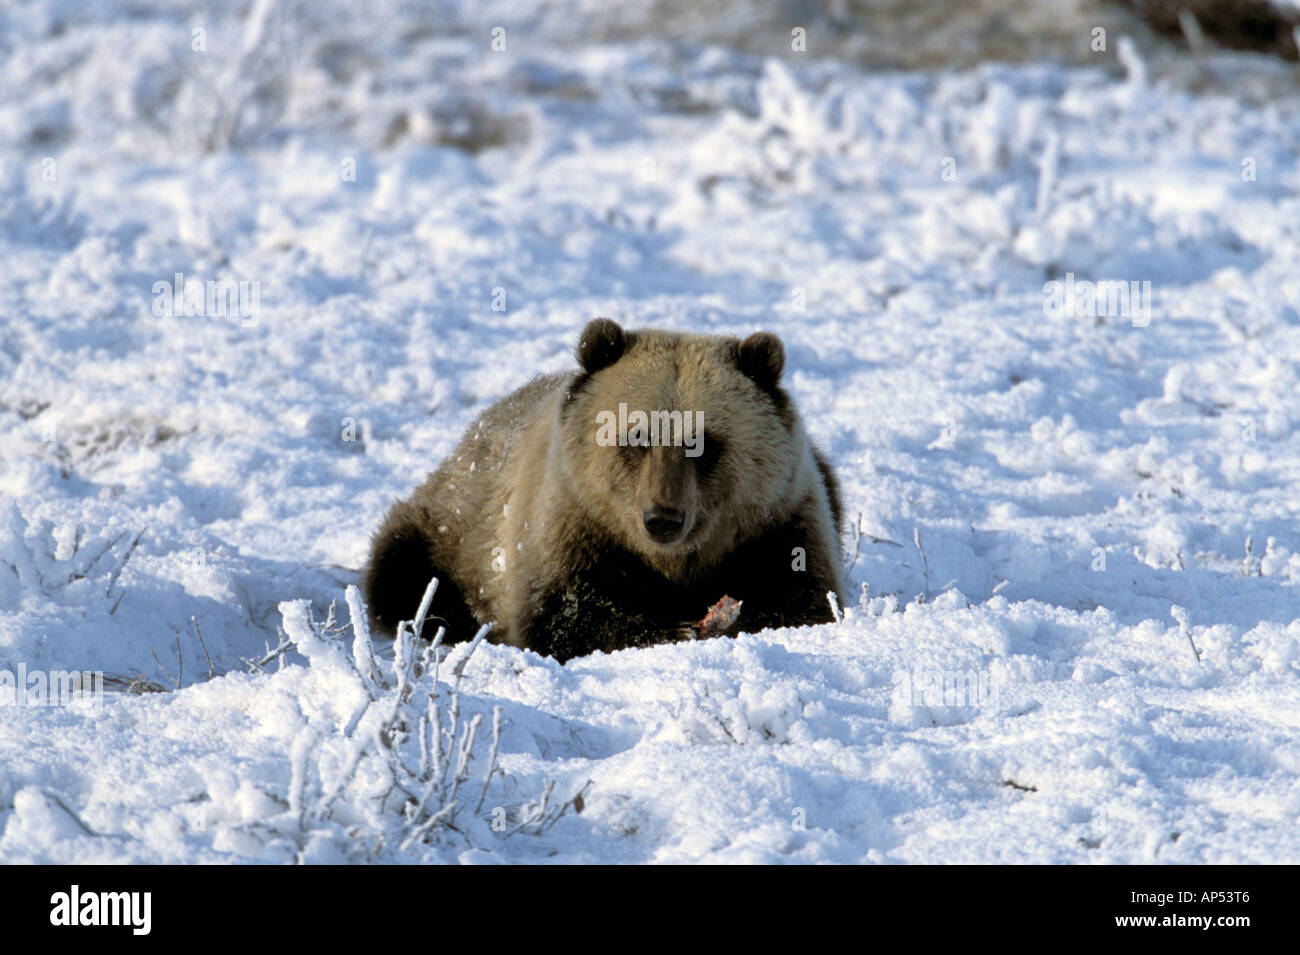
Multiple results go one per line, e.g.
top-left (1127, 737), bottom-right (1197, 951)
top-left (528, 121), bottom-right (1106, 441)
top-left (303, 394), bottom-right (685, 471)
top-left (560, 317), bottom-right (810, 575)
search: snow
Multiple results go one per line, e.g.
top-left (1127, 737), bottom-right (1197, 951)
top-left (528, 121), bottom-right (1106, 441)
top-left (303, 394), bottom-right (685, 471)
top-left (1, 0), bottom-right (1299, 863)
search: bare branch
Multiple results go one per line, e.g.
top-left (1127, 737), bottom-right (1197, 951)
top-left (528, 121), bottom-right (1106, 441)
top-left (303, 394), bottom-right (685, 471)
top-left (192, 615), bottom-right (216, 680)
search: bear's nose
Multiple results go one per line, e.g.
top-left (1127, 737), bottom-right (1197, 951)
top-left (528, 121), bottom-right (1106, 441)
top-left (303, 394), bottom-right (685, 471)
top-left (642, 505), bottom-right (686, 543)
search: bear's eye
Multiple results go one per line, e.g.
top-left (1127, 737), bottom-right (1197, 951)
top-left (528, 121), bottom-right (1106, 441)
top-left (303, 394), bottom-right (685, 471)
top-left (694, 436), bottom-right (725, 476)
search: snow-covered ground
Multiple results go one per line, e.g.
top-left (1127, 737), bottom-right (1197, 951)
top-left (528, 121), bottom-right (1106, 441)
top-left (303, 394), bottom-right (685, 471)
top-left (1, 1), bottom-right (1299, 863)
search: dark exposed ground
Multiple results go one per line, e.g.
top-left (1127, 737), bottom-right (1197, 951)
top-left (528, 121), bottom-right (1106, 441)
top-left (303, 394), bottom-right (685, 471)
top-left (572, 0), bottom-right (1300, 96)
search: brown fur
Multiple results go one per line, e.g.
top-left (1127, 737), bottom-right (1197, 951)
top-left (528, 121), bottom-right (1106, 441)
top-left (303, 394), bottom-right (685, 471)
top-left (362, 319), bottom-right (844, 662)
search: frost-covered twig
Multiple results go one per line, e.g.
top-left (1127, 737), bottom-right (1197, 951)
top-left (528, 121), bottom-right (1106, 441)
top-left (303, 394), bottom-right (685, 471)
top-left (75, 529), bottom-right (126, 581)
top-left (452, 624), bottom-right (493, 682)
top-left (1036, 129), bottom-right (1059, 217)
top-left (192, 615), bottom-right (216, 681)
top-left (116, 673), bottom-right (167, 695)
top-left (0, 509), bottom-right (145, 615)
top-left (1178, 9), bottom-right (1207, 59)
top-left (412, 577), bottom-right (439, 641)
top-left (278, 580), bottom-right (582, 859)
top-left (161, 0), bottom-right (295, 153)
top-left (844, 511), bottom-right (863, 573)
top-left (242, 631), bottom-right (296, 673)
top-left (149, 636), bottom-right (183, 689)
top-left (1171, 605), bottom-right (1201, 665)
top-left (1242, 536), bottom-right (1260, 577)
top-left (39, 790), bottom-right (129, 841)
top-left (913, 525), bottom-right (930, 603)
top-left (476, 706), bottom-right (503, 814)
top-left (104, 529), bottom-right (143, 598)
top-left (313, 709), bottom-right (376, 820)
top-left (345, 585), bottom-right (384, 701)
top-left (505, 779), bottom-right (593, 839)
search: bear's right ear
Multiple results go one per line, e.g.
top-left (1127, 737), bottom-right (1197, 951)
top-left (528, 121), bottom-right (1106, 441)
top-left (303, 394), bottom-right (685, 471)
top-left (576, 318), bottom-right (627, 374)
top-left (736, 331), bottom-right (785, 393)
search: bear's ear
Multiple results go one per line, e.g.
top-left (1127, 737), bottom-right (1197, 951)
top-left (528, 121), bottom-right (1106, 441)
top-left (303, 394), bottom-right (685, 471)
top-left (736, 331), bottom-right (785, 392)
top-left (576, 318), bottom-right (626, 374)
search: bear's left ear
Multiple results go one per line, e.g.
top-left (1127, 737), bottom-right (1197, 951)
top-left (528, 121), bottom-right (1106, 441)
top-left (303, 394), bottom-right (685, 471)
top-left (736, 332), bottom-right (785, 392)
top-left (576, 318), bottom-right (627, 374)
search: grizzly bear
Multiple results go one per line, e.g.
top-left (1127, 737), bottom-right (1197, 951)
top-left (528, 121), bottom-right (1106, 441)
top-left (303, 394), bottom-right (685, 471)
top-left (362, 318), bottom-right (844, 662)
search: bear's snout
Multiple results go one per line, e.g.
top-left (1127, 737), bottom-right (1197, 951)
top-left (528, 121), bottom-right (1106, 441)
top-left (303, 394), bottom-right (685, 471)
top-left (642, 504), bottom-right (687, 544)
top-left (635, 443), bottom-right (697, 546)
